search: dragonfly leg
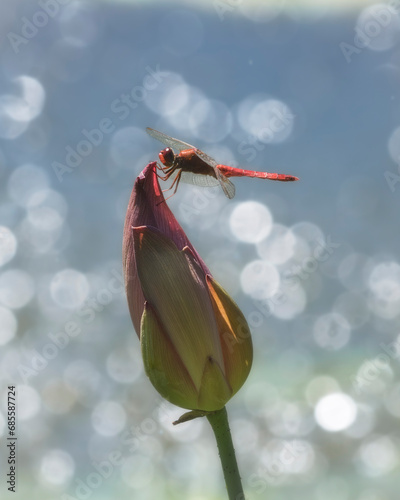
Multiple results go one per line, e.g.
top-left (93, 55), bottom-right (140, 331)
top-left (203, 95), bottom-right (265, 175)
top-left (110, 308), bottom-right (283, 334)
top-left (156, 162), bottom-right (177, 182)
top-left (157, 170), bottom-right (182, 204)
top-left (172, 170), bottom-right (182, 195)
top-left (161, 168), bottom-right (181, 193)
top-left (155, 163), bottom-right (170, 181)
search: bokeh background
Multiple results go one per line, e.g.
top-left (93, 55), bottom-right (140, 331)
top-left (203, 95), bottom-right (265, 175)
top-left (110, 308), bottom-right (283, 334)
top-left (1, 0), bottom-right (400, 499)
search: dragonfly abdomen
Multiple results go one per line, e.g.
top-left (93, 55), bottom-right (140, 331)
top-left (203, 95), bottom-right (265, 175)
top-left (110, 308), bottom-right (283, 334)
top-left (217, 165), bottom-right (298, 182)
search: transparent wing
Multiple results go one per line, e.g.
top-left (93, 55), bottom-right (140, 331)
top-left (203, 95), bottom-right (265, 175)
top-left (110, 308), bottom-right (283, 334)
top-left (167, 169), bottom-right (235, 198)
top-left (217, 175), bottom-right (236, 199)
top-left (146, 127), bottom-right (195, 152)
top-left (194, 149), bottom-right (236, 199)
top-left (193, 148), bottom-right (219, 168)
top-left (180, 165), bottom-right (236, 199)
top-left (147, 127), bottom-right (236, 199)
top-left (179, 171), bottom-right (221, 188)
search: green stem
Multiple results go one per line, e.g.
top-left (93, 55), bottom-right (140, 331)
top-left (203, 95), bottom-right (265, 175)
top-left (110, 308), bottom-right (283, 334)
top-left (207, 407), bottom-right (245, 500)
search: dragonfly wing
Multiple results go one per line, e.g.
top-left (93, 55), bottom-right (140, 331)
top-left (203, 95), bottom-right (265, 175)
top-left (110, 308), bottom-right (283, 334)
top-left (217, 173), bottom-right (236, 199)
top-left (194, 149), bottom-right (236, 199)
top-left (147, 129), bottom-right (236, 198)
top-left (193, 149), bottom-right (219, 168)
top-left (146, 127), bottom-right (195, 152)
top-left (173, 170), bottom-right (235, 198)
top-left (179, 170), bottom-right (221, 188)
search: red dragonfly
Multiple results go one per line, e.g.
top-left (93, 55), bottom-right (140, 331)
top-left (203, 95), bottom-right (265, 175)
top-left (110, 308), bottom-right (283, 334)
top-left (146, 127), bottom-right (298, 199)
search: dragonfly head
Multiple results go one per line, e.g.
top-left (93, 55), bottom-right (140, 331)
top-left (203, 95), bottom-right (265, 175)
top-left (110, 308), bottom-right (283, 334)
top-left (159, 147), bottom-right (175, 167)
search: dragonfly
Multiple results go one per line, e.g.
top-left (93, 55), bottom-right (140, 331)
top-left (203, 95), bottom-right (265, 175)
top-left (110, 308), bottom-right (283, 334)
top-left (146, 127), bottom-right (299, 199)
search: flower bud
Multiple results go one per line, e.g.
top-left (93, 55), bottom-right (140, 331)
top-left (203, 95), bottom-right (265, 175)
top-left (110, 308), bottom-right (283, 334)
top-left (123, 163), bottom-right (252, 411)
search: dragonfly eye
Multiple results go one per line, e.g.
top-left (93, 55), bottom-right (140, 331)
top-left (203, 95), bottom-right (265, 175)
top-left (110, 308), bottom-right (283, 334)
top-left (159, 147), bottom-right (174, 167)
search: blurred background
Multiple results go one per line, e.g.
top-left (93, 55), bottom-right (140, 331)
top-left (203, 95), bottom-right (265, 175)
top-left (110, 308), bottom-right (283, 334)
top-left (1, 0), bottom-right (400, 499)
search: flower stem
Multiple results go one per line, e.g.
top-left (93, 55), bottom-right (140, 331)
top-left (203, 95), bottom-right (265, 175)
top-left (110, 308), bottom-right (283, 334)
top-left (207, 407), bottom-right (245, 500)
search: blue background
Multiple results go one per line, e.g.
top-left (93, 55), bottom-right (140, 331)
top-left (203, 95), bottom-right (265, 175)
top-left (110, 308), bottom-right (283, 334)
top-left (0, 1), bottom-right (400, 499)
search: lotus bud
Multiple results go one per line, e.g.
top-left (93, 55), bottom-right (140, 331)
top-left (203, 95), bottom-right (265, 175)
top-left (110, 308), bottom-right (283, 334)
top-left (123, 163), bottom-right (252, 411)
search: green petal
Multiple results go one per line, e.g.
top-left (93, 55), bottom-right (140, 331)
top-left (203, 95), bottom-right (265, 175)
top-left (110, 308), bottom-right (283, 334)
top-left (134, 227), bottom-right (224, 389)
top-left (206, 276), bottom-right (253, 396)
top-left (141, 302), bottom-right (199, 410)
top-left (197, 356), bottom-right (232, 411)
